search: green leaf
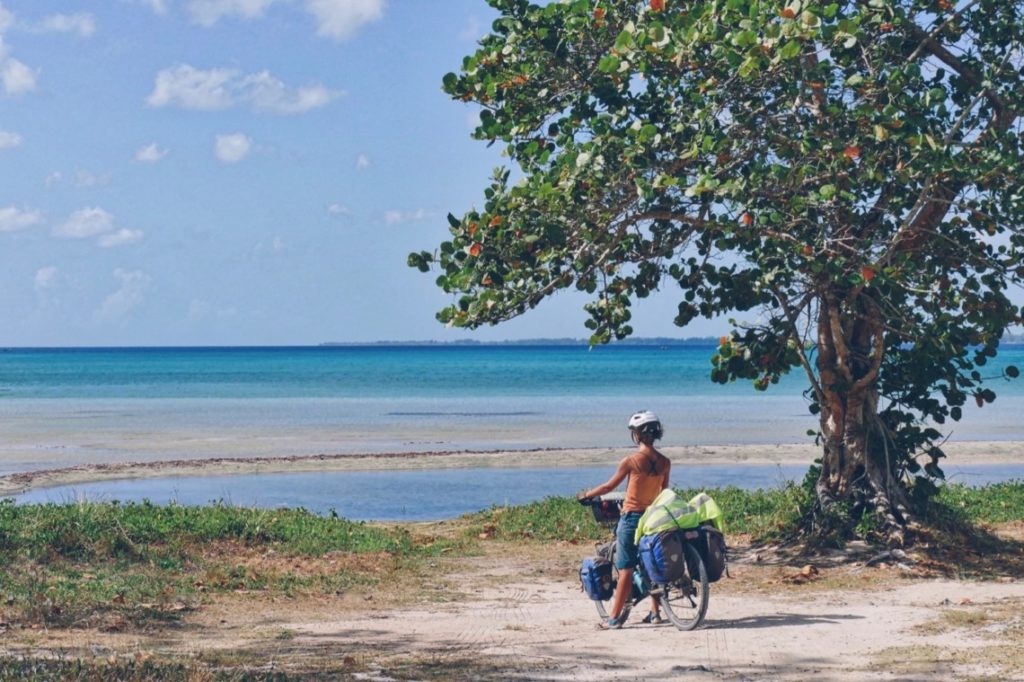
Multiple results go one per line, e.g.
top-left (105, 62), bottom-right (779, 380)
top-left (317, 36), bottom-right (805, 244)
top-left (614, 29), bottom-right (634, 51)
top-left (779, 40), bottom-right (802, 60)
top-left (598, 55), bottom-right (621, 73)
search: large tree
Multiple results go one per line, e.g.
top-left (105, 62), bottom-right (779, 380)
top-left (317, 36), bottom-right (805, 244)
top-left (410, 0), bottom-right (1024, 544)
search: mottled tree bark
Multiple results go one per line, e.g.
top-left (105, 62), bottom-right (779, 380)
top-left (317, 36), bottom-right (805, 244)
top-left (811, 289), bottom-right (910, 545)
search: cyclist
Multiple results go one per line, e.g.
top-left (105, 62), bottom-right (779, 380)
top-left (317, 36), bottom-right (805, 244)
top-left (578, 411), bottom-right (671, 629)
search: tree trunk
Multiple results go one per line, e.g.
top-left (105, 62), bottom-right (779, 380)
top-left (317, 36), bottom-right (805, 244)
top-left (807, 289), bottom-right (911, 546)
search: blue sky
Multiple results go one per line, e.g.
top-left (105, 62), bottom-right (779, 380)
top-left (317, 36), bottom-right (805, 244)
top-left (0, 0), bottom-right (723, 346)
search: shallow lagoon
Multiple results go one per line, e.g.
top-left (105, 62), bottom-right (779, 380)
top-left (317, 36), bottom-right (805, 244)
top-left (12, 463), bottom-right (1024, 521)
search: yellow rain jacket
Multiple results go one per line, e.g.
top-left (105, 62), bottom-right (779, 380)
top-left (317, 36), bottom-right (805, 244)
top-left (634, 489), bottom-right (724, 543)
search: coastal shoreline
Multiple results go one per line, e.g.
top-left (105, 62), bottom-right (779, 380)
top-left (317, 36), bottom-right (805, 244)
top-left (2, 440), bottom-right (1022, 496)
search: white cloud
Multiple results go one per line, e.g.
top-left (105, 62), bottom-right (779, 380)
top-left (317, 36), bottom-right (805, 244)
top-left (188, 0), bottom-right (279, 26)
top-left (0, 6), bottom-right (14, 34)
top-left (52, 207), bottom-right (142, 247)
top-left (305, 0), bottom-right (384, 41)
top-left (73, 170), bottom-right (112, 187)
top-left (34, 265), bottom-right (58, 293)
top-left (38, 13), bottom-right (96, 37)
top-left (242, 71), bottom-right (337, 114)
top-left (1, 57), bottom-right (36, 95)
top-left (327, 203), bottom-right (351, 217)
top-left (44, 171), bottom-right (62, 186)
top-left (147, 64), bottom-right (235, 110)
top-left (134, 142), bottom-right (168, 162)
top-left (98, 228), bottom-right (144, 248)
top-left (384, 208), bottom-right (434, 226)
top-left (147, 64), bottom-right (338, 114)
top-left (123, 0), bottom-right (169, 15)
top-left (54, 207), bottom-right (115, 239)
top-left (0, 6), bottom-right (40, 97)
top-left (0, 128), bottom-right (20, 148)
top-left (355, 153), bottom-right (371, 170)
top-left (214, 132), bottom-right (251, 163)
top-left (0, 205), bottom-right (42, 232)
top-left (96, 268), bottom-right (150, 321)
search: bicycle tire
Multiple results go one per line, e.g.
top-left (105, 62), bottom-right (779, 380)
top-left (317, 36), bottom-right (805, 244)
top-left (658, 542), bottom-right (709, 631)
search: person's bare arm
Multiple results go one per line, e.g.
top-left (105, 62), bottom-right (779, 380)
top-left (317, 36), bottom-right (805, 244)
top-left (579, 458), bottom-right (631, 499)
top-left (661, 459), bottom-right (671, 491)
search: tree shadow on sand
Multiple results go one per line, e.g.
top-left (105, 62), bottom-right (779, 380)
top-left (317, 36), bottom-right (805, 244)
top-left (704, 612), bottom-right (864, 630)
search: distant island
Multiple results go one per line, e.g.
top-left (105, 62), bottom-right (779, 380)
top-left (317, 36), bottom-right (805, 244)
top-left (320, 336), bottom-right (723, 347)
top-left (322, 332), bottom-right (1024, 348)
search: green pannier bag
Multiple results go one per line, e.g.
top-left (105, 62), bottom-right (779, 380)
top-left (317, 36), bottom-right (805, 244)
top-left (634, 489), bottom-right (724, 544)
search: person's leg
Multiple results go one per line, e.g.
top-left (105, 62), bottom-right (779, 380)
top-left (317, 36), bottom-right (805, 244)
top-left (609, 567), bottom-right (632, 619)
top-left (607, 511), bottom-right (641, 625)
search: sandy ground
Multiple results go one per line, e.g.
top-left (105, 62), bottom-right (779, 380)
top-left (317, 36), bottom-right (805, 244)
top-left (3, 439), bottom-right (1024, 496)
top-left (5, 541), bottom-right (1024, 681)
top-left (4, 445), bottom-right (1024, 678)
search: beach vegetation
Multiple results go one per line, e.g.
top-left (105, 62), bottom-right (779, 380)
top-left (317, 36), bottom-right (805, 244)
top-left (0, 499), bottom-right (461, 629)
top-left (465, 481), bottom-right (1024, 539)
top-left (414, 0), bottom-right (1024, 546)
top-left (0, 656), bottom-right (292, 681)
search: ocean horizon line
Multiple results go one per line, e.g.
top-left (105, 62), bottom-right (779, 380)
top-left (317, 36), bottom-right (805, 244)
top-left (2, 337), bottom-right (726, 351)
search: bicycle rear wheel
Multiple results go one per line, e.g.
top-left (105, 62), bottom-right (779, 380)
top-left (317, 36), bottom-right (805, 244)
top-left (658, 543), bottom-right (709, 631)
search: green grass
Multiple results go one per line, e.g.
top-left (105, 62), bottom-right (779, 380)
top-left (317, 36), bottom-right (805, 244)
top-left (0, 498), bottom-right (422, 560)
top-left (0, 656), bottom-right (292, 681)
top-left (928, 480), bottom-right (1024, 525)
top-left (463, 481), bottom-right (1024, 544)
top-left (0, 499), bottom-right (461, 628)
top-left (3, 481), bottom-right (1023, 629)
top-left (463, 484), bottom-right (811, 543)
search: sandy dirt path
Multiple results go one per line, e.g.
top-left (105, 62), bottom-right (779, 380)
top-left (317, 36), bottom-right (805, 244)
top-left (8, 543), bottom-right (1023, 681)
top-left (273, 560), bottom-right (1024, 680)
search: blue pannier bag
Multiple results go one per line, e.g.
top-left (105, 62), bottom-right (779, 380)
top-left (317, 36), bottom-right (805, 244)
top-left (639, 530), bottom-right (685, 585)
top-left (579, 557), bottom-right (614, 601)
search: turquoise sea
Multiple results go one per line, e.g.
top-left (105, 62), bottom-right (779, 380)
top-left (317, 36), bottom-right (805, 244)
top-left (3, 345), bottom-right (1023, 518)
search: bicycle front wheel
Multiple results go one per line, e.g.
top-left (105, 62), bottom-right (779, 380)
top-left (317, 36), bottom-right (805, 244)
top-left (658, 543), bottom-right (709, 631)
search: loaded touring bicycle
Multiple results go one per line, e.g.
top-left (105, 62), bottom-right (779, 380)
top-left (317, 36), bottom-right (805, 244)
top-left (579, 490), bottom-right (727, 631)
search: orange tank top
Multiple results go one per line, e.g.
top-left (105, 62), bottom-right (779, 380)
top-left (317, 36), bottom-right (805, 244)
top-left (623, 451), bottom-right (669, 513)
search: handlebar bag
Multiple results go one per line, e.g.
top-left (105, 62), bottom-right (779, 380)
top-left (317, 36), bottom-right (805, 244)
top-left (580, 557), bottom-right (615, 601)
top-left (639, 530), bottom-right (686, 585)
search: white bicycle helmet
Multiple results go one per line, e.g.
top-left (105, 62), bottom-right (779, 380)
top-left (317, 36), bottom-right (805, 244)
top-left (627, 410), bottom-right (663, 440)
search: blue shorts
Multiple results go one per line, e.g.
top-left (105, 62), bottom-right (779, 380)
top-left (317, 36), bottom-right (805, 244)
top-left (615, 511), bottom-right (643, 570)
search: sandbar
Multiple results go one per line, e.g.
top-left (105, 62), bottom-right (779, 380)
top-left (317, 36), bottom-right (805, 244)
top-left (1, 440), bottom-right (1022, 496)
